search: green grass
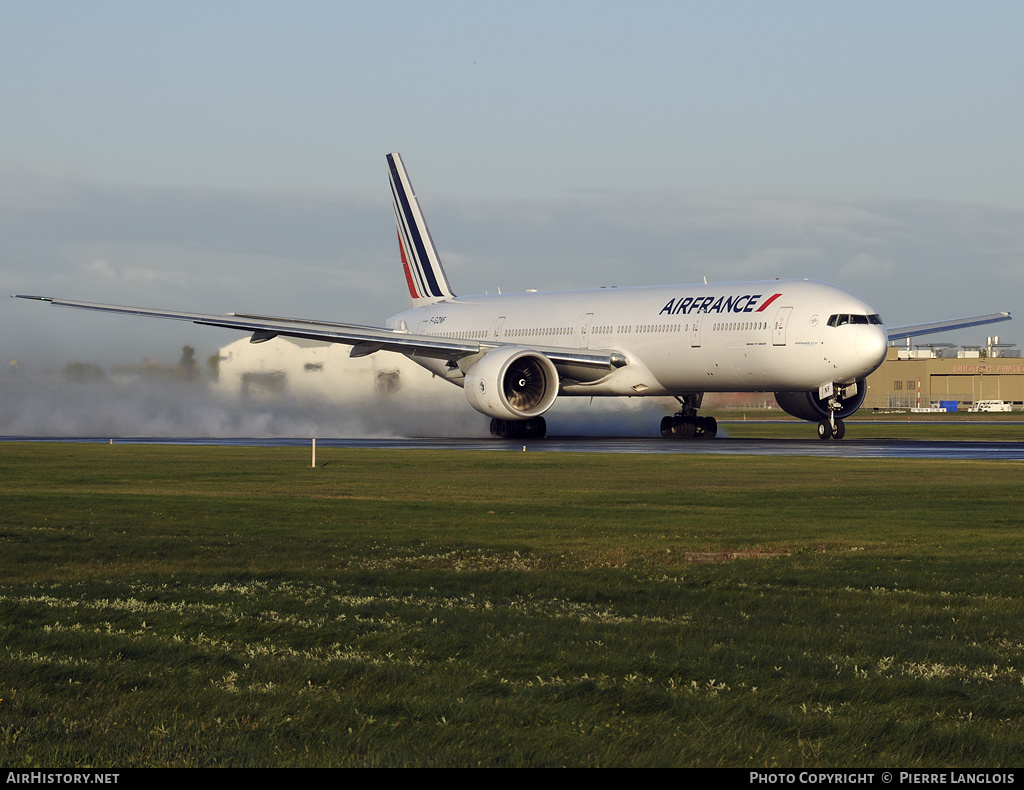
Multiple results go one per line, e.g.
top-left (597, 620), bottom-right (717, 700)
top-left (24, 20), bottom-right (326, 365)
top-left (1, 443), bottom-right (1023, 767)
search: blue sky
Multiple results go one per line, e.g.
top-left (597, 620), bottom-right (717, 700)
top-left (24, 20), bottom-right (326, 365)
top-left (3, 0), bottom-right (1023, 369)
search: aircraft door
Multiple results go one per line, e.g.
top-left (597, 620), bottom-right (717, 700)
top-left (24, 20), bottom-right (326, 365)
top-left (492, 315), bottom-right (506, 341)
top-left (579, 313), bottom-right (594, 349)
top-left (691, 316), bottom-right (702, 348)
top-left (772, 307), bottom-right (793, 346)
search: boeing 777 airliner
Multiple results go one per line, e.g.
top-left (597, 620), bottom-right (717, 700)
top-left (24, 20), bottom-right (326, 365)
top-left (15, 153), bottom-right (1012, 440)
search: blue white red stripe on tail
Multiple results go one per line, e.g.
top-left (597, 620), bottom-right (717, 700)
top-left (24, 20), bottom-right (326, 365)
top-left (387, 153), bottom-right (455, 305)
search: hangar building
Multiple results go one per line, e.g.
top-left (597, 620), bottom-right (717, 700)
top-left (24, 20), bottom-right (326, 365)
top-left (863, 339), bottom-right (1023, 411)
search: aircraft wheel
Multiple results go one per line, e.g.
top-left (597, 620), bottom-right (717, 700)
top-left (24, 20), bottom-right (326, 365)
top-left (832, 418), bottom-right (845, 440)
top-left (492, 417), bottom-right (547, 440)
top-left (699, 416), bottom-right (718, 439)
top-left (660, 416), bottom-right (674, 438)
top-left (676, 419), bottom-right (696, 439)
top-left (817, 421), bottom-right (833, 440)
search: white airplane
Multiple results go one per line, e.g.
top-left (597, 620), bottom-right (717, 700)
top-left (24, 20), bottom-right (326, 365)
top-left (15, 153), bottom-right (1012, 440)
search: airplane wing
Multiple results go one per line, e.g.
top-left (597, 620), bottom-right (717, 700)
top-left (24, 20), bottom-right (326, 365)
top-left (886, 311), bottom-right (1011, 342)
top-left (12, 295), bottom-right (627, 373)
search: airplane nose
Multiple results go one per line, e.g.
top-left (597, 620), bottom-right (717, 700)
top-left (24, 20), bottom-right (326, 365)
top-left (856, 326), bottom-right (887, 367)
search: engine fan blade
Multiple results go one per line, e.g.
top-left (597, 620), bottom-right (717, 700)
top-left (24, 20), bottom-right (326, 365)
top-left (504, 358), bottom-right (546, 411)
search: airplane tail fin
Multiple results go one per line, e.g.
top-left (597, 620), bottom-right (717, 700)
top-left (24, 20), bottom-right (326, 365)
top-left (388, 152), bottom-right (455, 306)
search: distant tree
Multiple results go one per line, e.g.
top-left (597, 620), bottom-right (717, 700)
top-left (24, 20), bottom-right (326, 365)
top-left (63, 361), bottom-right (106, 382)
top-left (207, 352), bottom-right (221, 380)
top-left (178, 346), bottom-right (198, 381)
top-left (375, 369), bottom-right (402, 395)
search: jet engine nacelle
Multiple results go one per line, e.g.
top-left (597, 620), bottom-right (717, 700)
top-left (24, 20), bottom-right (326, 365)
top-left (774, 378), bottom-right (867, 422)
top-left (464, 347), bottom-right (560, 420)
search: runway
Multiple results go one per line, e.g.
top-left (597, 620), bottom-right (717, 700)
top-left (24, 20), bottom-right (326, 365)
top-left (294, 436), bottom-right (1024, 460)
top-left (6, 435), bottom-right (1024, 460)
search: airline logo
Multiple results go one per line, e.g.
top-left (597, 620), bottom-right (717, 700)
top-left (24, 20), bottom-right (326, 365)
top-left (659, 292), bottom-right (782, 316)
top-left (388, 153), bottom-right (454, 302)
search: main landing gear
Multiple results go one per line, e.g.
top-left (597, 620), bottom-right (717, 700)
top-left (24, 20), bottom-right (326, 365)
top-left (490, 416), bottom-right (547, 439)
top-left (660, 393), bottom-right (717, 440)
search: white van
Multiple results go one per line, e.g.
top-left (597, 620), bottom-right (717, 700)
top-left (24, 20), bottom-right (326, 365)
top-left (969, 400), bottom-right (1012, 412)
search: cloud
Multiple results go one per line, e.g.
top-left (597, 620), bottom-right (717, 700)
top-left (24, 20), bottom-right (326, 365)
top-left (84, 259), bottom-right (116, 278)
top-left (839, 252), bottom-right (897, 280)
top-left (728, 246), bottom-right (824, 279)
top-left (122, 266), bottom-right (192, 287)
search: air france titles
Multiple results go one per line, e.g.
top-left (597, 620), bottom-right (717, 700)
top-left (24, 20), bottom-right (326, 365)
top-left (659, 293), bottom-right (782, 317)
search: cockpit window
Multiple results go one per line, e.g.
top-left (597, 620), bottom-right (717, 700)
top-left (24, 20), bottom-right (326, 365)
top-left (827, 313), bottom-right (883, 327)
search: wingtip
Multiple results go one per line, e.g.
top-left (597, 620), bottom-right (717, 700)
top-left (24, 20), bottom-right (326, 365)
top-left (13, 294), bottom-right (53, 302)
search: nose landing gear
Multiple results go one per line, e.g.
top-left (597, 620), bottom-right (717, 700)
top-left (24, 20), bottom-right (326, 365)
top-left (817, 386), bottom-right (848, 440)
top-left (817, 416), bottom-right (845, 440)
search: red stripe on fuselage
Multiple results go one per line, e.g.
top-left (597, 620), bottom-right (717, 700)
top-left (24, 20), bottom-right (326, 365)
top-left (756, 293), bottom-right (783, 312)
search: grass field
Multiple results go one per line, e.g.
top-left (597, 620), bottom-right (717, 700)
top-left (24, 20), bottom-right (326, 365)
top-left (1, 441), bottom-right (1023, 767)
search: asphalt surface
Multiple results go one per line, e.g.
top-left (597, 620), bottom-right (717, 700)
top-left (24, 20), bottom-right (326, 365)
top-left (6, 435), bottom-right (1024, 460)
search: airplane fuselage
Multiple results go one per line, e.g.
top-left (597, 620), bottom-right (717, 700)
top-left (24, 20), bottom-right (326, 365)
top-left (388, 279), bottom-right (889, 397)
